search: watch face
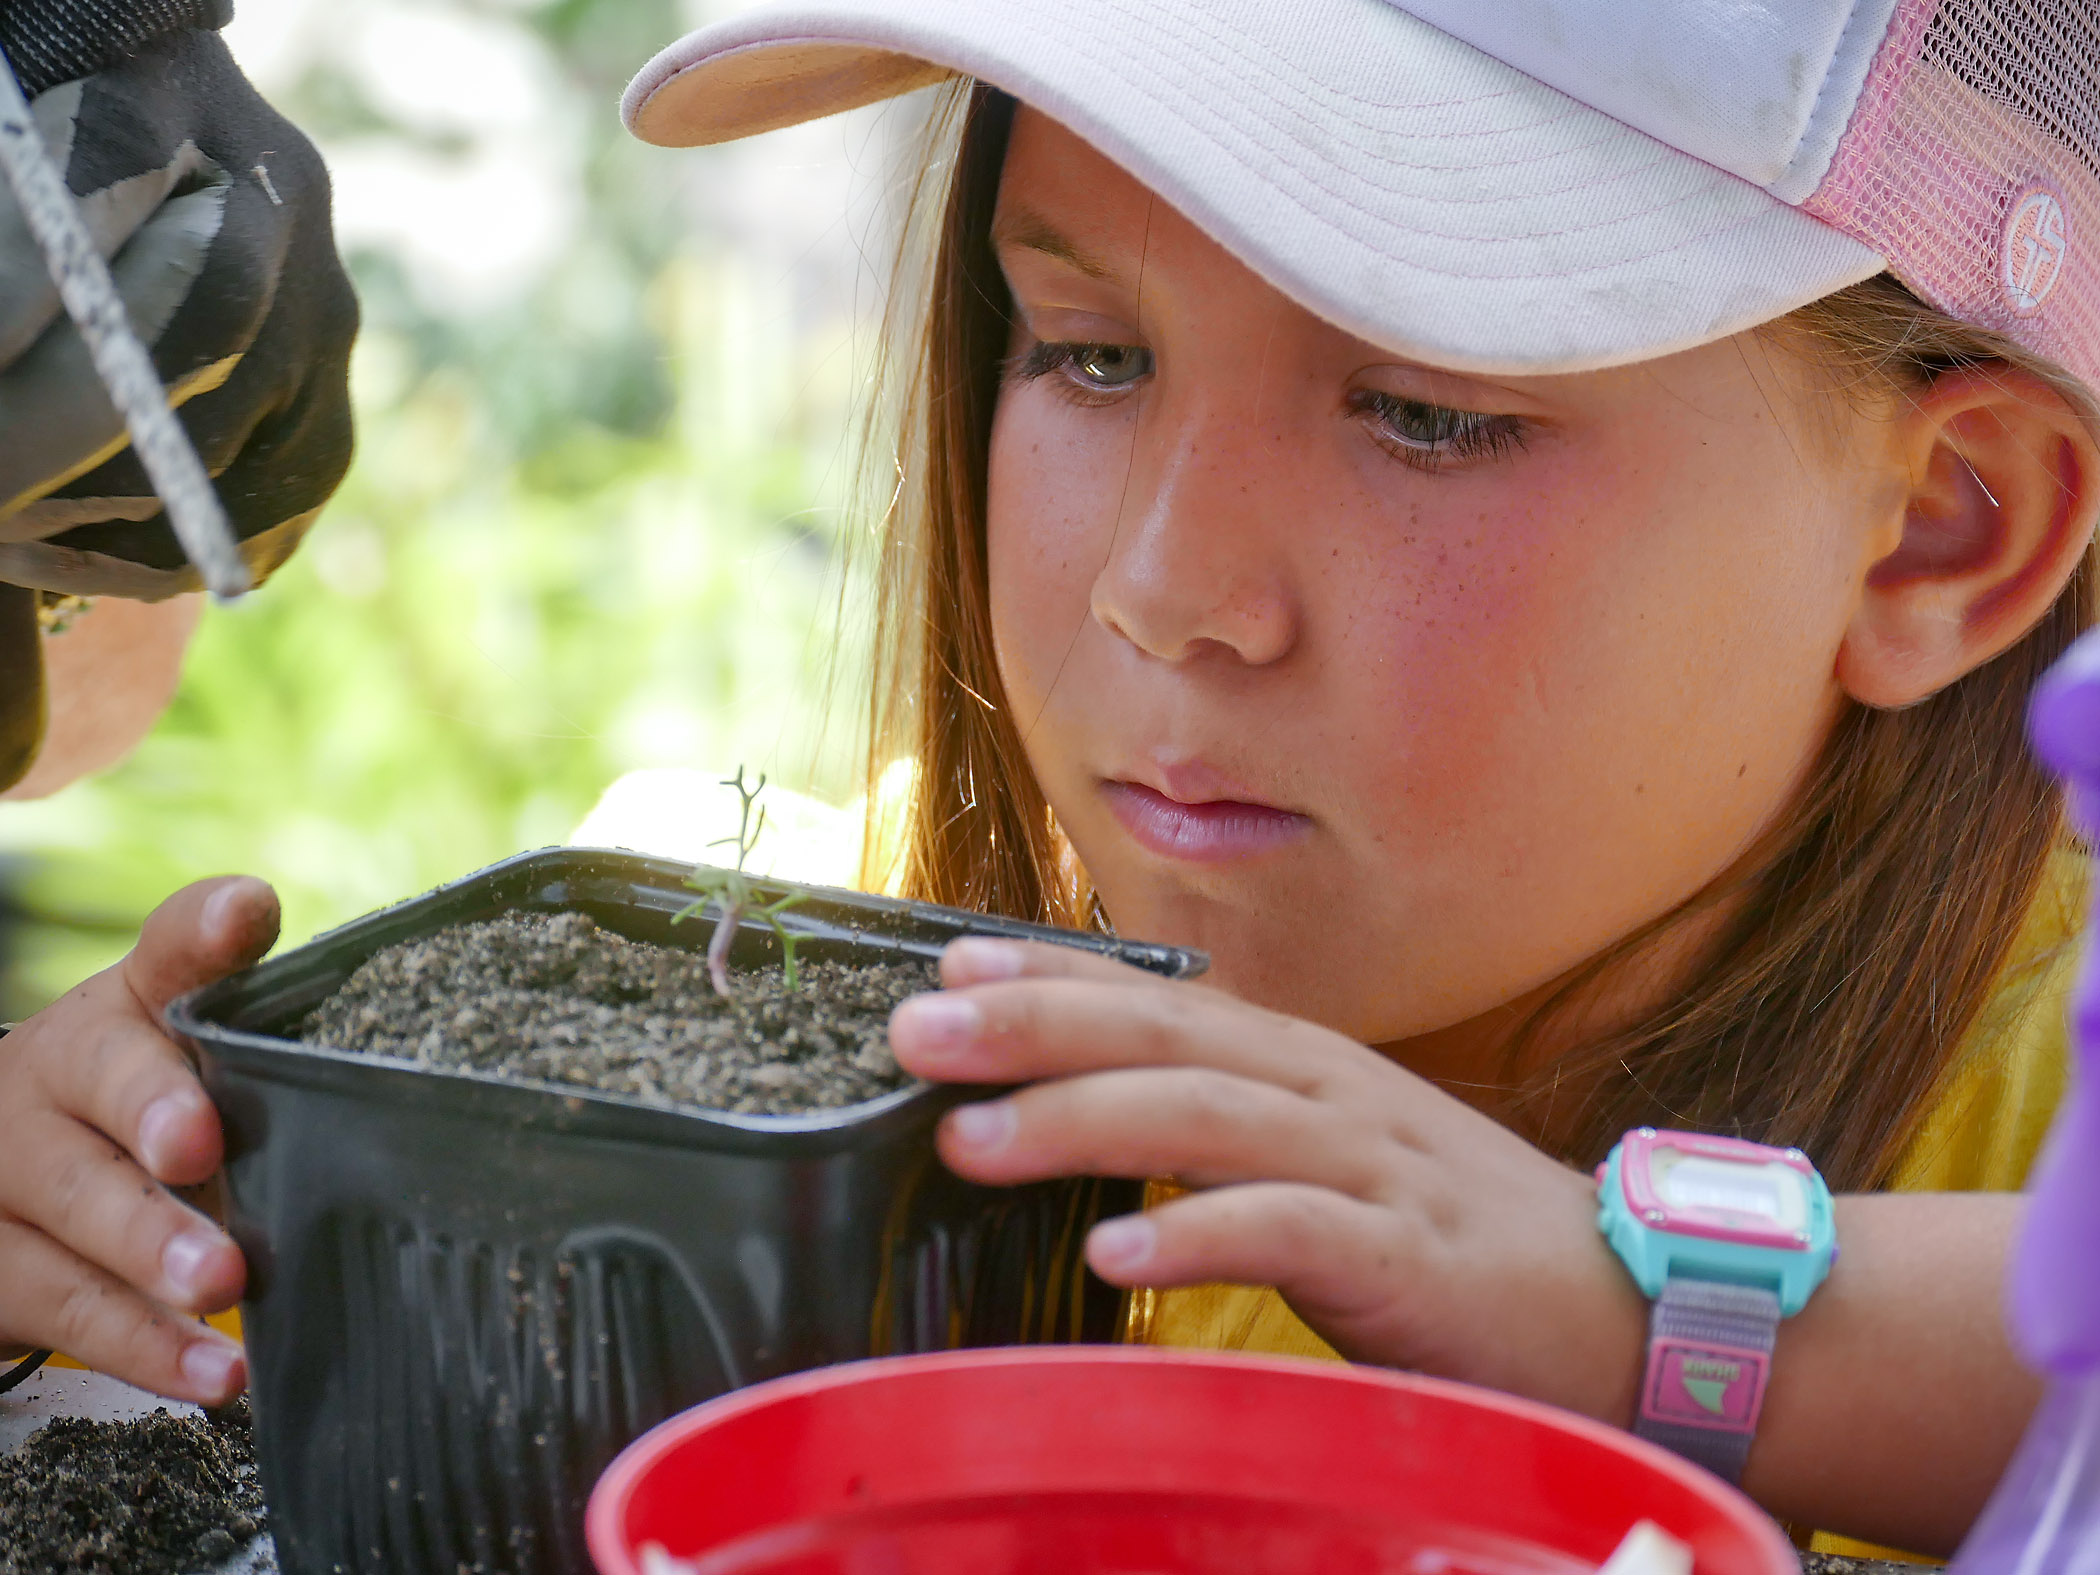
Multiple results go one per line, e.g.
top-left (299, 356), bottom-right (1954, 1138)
top-left (1650, 1151), bottom-right (1808, 1232)
top-left (1621, 1130), bottom-right (1817, 1249)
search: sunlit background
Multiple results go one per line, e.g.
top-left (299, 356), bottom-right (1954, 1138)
top-left (0, 0), bottom-right (917, 1014)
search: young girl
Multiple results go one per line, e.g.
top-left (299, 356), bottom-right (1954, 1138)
top-left (0, 0), bottom-right (2091, 1560)
top-left (623, 0), bottom-right (2099, 1556)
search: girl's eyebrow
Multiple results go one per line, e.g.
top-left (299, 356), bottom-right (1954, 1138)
top-left (990, 207), bottom-right (1116, 282)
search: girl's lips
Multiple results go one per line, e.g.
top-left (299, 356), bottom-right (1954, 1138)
top-left (1103, 780), bottom-right (1312, 863)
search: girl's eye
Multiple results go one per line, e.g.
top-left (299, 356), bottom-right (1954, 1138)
top-left (1010, 340), bottom-right (1155, 397)
top-left (1352, 390), bottom-right (1528, 471)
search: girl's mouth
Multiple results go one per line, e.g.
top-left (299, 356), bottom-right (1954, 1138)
top-left (1103, 779), bottom-right (1313, 863)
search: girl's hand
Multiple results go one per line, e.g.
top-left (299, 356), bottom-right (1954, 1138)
top-left (889, 938), bottom-right (1649, 1427)
top-left (0, 876), bottom-right (277, 1403)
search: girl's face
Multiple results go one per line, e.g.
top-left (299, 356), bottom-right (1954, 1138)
top-left (984, 110), bottom-right (1905, 1060)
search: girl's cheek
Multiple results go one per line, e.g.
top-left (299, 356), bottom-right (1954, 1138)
top-left (985, 388), bottom-right (1128, 697)
top-left (1324, 447), bottom-right (1771, 878)
top-left (1333, 495), bottom-right (1575, 768)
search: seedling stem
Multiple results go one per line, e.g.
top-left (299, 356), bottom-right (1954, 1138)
top-left (672, 768), bottom-right (807, 995)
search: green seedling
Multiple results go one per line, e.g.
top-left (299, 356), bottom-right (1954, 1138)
top-left (673, 767), bottom-right (808, 996)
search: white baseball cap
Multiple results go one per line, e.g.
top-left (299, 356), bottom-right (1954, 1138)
top-left (624, 0), bottom-right (2095, 387)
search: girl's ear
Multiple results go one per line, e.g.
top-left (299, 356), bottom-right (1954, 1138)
top-left (1838, 367), bottom-right (2099, 710)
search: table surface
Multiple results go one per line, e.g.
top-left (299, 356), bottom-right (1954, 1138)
top-left (4, 1369), bottom-right (1932, 1575)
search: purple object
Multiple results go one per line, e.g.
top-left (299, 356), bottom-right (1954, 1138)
top-left (1947, 630), bottom-right (2100, 1575)
top-left (2012, 631), bottom-right (2100, 1373)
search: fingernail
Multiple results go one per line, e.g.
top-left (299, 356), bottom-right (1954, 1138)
top-left (137, 1092), bottom-right (200, 1174)
top-left (180, 1337), bottom-right (244, 1401)
top-left (895, 994), bottom-right (982, 1056)
top-left (201, 877), bottom-right (273, 952)
top-left (947, 1101), bottom-right (1015, 1151)
top-left (162, 1228), bottom-right (228, 1303)
top-left (945, 939), bottom-right (1026, 984)
top-left (201, 880), bottom-right (241, 942)
top-left (1089, 1216), bottom-right (1157, 1274)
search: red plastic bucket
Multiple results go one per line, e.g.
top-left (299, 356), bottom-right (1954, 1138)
top-left (586, 1347), bottom-right (1797, 1575)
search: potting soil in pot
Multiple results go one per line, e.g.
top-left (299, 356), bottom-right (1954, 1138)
top-left (0, 1400), bottom-right (265, 1574)
top-left (300, 909), bottom-right (929, 1115)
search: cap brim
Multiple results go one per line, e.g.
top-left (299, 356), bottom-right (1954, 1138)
top-left (624, 0), bottom-right (1884, 377)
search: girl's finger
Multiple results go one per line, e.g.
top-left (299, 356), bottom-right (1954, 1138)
top-left (120, 874), bottom-right (280, 1020)
top-left (937, 1067), bottom-right (1403, 1199)
top-left (19, 1003), bottom-right (223, 1186)
top-left (939, 936), bottom-right (1173, 990)
top-left (892, 976), bottom-right (1367, 1096)
top-left (1085, 1182), bottom-right (1413, 1328)
top-left (0, 1213), bottom-right (246, 1405)
top-left (0, 1107), bottom-right (243, 1315)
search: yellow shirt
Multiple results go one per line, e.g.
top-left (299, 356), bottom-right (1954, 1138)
top-left (1127, 852), bottom-right (2088, 1559)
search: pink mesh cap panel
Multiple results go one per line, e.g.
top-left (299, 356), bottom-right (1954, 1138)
top-left (1805, 0), bottom-right (2098, 394)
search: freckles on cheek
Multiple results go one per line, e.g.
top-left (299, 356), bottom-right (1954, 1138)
top-left (1342, 496), bottom-right (1571, 766)
top-left (985, 394), bottom-right (1126, 698)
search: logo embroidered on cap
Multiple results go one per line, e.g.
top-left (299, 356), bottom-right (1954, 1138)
top-left (2002, 184), bottom-right (2070, 319)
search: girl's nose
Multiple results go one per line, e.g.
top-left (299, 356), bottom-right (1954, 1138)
top-left (1088, 421), bottom-right (1302, 668)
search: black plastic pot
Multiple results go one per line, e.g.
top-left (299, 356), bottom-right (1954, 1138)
top-left (168, 847), bottom-right (1204, 1575)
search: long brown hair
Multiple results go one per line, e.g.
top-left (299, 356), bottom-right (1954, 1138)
top-left (854, 82), bottom-right (2097, 1190)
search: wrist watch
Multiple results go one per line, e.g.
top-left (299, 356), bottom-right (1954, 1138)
top-left (1595, 1127), bottom-right (1837, 1484)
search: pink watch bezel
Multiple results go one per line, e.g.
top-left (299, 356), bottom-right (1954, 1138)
top-left (1617, 1128), bottom-right (1814, 1252)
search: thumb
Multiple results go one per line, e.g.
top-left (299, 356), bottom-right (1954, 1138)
top-left (122, 875), bottom-right (280, 1017)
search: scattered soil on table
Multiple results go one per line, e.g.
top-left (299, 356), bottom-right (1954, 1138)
top-left (301, 909), bottom-right (930, 1116)
top-left (0, 1399), bottom-right (263, 1575)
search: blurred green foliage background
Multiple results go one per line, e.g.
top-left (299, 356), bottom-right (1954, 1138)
top-left (0, 0), bottom-right (897, 1014)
